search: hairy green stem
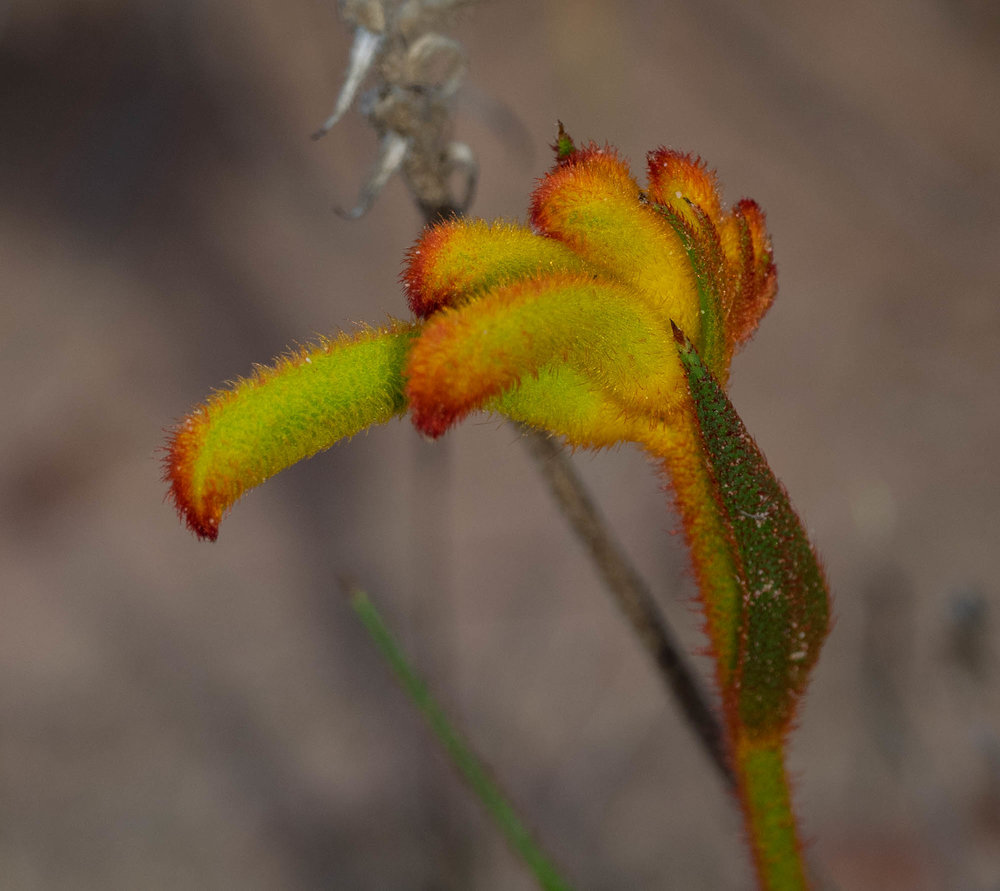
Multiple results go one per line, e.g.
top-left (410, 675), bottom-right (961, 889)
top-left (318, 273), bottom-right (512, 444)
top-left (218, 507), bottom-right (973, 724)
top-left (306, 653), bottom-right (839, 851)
top-left (735, 738), bottom-right (806, 890)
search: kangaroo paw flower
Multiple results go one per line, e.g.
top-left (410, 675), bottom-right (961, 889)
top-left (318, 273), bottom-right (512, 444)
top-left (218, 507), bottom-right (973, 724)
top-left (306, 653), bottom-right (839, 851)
top-left (164, 126), bottom-right (827, 889)
top-left (166, 129), bottom-right (781, 545)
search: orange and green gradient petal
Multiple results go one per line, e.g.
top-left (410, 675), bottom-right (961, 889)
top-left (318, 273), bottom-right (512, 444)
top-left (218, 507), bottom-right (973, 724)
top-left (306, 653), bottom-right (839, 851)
top-left (164, 322), bottom-right (417, 540)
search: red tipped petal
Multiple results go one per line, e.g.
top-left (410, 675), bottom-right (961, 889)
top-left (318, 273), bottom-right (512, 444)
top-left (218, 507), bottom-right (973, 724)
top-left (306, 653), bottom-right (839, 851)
top-left (402, 220), bottom-right (463, 317)
top-left (529, 146), bottom-right (702, 341)
top-left (646, 149), bottom-right (723, 223)
top-left (724, 199), bottom-right (778, 346)
top-left (402, 219), bottom-right (586, 318)
top-left (163, 412), bottom-right (223, 541)
top-left (530, 145), bottom-right (638, 236)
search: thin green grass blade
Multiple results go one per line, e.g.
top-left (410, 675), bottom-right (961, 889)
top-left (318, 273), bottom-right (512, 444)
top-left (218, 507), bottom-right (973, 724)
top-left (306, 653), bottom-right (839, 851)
top-left (349, 589), bottom-right (574, 891)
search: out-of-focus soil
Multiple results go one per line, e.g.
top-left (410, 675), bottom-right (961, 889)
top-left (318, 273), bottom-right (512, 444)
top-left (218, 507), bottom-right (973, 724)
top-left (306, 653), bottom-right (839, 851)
top-left (2, 1), bottom-right (999, 888)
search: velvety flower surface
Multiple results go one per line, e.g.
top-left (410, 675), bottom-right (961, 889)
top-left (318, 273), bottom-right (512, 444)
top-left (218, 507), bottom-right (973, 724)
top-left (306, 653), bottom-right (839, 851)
top-left (400, 134), bottom-right (776, 443)
top-left (166, 131), bottom-right (776, 540)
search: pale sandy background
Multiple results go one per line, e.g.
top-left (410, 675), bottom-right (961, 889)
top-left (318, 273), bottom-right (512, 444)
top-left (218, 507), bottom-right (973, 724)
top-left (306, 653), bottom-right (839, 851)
top-left (2, 1), bottom-right (999, 888)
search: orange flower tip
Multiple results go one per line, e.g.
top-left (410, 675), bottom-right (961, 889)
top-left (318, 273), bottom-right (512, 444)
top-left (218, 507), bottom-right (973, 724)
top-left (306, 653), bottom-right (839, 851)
top-left (162, 418), bottom-right (224, 542)
top-left (727, 198), bottom-right (778, 345)
top-left (739, 200), bottom-right (776, 267)
top-left (184, 504), bottom-right (220, 542)
top-left (735, 197), bottom-right (766, 227)
top-left (410, 403), bottom-right (459, 440)
top-left (402, 226), bottom-right (444, 318)
top-left (529, 144), bottom-right (634, 234)
top-left (646, 148), bottom-right (722, 219)
top-left (402, 221), bottom-right (476, 318)
top-left (162, 454), bottom-right (220, 543)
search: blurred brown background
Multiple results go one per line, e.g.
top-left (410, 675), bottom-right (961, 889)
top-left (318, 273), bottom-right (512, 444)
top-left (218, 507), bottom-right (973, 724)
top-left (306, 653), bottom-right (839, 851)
top-left (2, 1), bottom-right (999, 888)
